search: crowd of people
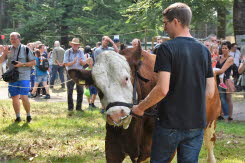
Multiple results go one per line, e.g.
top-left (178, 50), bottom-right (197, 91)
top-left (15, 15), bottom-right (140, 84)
top-left (200, 34), bottom-right (245, 121)
top-left (0, 2), bottom-right (245, 162)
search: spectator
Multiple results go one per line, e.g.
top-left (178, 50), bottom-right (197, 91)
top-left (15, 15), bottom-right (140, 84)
top-left (113, 38), bottom-right (121, 50)
top-left (50, 41), bottom-right (65, 89)
top-left (94, 36), bottom-right (119, 62)
top-left (238, 46), bottom-right (245, 98)
top-left (131, 38), bottom-right (141, 48)
top-left (153, 36), bottom-right (163, 54)
top-left (63, 38), bottom-right (88, 112)
top-left (29, 50), bottom-right (50, 99)
top-left (215, 42), bottom-right (234, 121)
top-left (132, 3), bottom-right (214, 162)
top-left (0, 32), bottom-right (36, 123)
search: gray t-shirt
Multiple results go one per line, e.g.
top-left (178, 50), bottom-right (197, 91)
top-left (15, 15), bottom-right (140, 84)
top-left (7, 44), bottom-right (35, 81)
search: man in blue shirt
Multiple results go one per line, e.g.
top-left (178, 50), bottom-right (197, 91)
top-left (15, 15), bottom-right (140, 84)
top-left (94, 36), bottom-right (119, 62)
top-left (64, 38), bottom-right (87, 112)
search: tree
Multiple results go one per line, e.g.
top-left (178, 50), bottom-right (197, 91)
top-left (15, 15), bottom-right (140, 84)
top-left (233, 0), bottom-right (245, 37)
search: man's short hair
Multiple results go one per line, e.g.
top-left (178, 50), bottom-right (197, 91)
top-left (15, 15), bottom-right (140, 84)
top-left (163, 3), bottom-right (192, 27)
top-left (10, 32), bottom-right (21, 39)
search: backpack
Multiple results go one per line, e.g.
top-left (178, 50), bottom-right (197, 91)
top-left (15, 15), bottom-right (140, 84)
top-left (39, 58), bottom-right (49, 71)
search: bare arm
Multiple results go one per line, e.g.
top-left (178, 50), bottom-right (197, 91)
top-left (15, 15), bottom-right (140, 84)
top-left (132, 71), bottom-right (170, 116)
top-left (215, 57), bottom-right (234, 75)
top-left (206, 77), bottom-right (215, 98)
top-left (238, 61), bottom-right (245, 74)
top-left (0, 46), bottom-right (9, 64)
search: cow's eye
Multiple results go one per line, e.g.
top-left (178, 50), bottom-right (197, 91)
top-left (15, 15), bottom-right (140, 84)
top-left (125, 77), bottom-right (128, 81)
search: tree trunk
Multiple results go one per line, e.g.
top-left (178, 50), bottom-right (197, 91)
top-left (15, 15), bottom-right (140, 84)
top-left (233, 0), bottom-right (245, 36)
top-left (217, 7), bottom-right (226, 39)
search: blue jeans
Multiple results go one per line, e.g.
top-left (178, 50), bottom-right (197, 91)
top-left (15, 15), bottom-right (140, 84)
top-left (218, 87), bottom-right (229, 118)
top-left (50, 65), bottom-right (65, 86)
top-left (151, 121), bottom-right (204, 163)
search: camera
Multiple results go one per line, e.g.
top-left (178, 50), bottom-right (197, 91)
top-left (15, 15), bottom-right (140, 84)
top-left (11, 60), bottom-right (18, 65)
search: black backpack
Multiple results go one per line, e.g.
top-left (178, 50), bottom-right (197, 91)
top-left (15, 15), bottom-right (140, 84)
top-left (38, 58), bottom-right (49, 71)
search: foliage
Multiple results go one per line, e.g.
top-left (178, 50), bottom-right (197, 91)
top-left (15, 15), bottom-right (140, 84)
top-left (0, 0), bottom-right (234, 46)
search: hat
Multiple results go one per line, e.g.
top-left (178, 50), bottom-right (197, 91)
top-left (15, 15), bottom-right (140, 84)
top-left (69, 38), bottom-right (80, 45)
top-left (113, 38), bottom-right (120, 43)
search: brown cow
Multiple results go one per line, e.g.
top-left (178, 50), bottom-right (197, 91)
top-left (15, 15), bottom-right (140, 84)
top-left (68, 45), bottom-right (221, 163)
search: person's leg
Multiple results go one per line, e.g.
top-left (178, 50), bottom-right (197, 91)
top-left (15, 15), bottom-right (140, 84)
top-left (50, 65), bottom-right (58, 88)
top-left (150, 122), bottom-right (179, 163)
top-left (218, 87), bottom-right (229, 120)
top-left (58, 66), bottom-right (65, 88)
top-left (19, 80), bottom-right (32, 122)
top-left (177, 129), bottom-right (204, 163)
top-left (9, 81), bottom-right (21, 121)
top-left (89, 86), bottom-right (97, 107)
top-left (76, 84), bottom-right (84, 111)
top-left (226, 93), bottom-right (233, 120)
top-left (67, 75), bottom-right (75, 110)
top-left (31, 83), bottom-right (39, 96)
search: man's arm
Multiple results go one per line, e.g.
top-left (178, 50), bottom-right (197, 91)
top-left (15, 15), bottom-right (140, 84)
top-left (206, 77), bottom-right (215, 98)
top-left (0, 46), bottom-right (9, 64)
top-left (238, 56), bottom-right (245, 74)
top-left (132, 71), bottom-right (170, 116)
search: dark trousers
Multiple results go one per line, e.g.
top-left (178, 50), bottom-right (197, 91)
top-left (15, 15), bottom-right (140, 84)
top-left (50, 65), bottom-right (65, 87)
top-left (66, 75), bottom-right (83, 110)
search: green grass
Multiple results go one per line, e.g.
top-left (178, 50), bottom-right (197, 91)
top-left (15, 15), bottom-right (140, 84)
top-left (0, 100), bottom-right (244, 163)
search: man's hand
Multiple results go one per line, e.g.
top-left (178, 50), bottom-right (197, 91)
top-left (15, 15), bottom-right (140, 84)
top-left (14, 61), bottom-right (24, 67)
top-left (104, 36), bottom-right (113, 43)
top-left (73, 57), bottom-right (78, 64)
top-left (132, 105), bottom-right (144, 117)
top-left (3, 46), bottom-right (10, 55)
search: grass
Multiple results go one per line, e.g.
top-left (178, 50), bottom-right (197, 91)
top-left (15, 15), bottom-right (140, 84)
top-left (0, 100), bottom-right (245, 163)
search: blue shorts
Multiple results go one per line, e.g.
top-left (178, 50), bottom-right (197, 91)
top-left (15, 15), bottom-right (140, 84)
top-left (9, 80), bottom-right (30, 97)
top-left (35, 74), bottom-right (48, 83)
top-left (89, 86), bottom-right (97, 95)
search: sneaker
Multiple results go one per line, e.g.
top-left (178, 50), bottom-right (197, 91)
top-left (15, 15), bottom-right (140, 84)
top-left (91, 103), bottom-right (97, 108)
top-left (228, 117), bottom-right (233, 121)
top-left (217, 116), bottom-right (224, 120)
top-left (219, 83), bottom-right (227, 89)
top-left (26, 116), bottom-right (32, 123)
top-left (44, 94), bottom-right (50, 99)
top-left (76, 109), bottom-right (84, 112)
top-left (28, 93), bottom-right (36, 98)
top-left (100, 109), bottom-right (105, 114)
top-left (15, 117), bottom-right (21, 123)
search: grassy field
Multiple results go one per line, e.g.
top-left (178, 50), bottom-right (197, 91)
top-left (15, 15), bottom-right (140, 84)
top-left (0, 100), bottom-right (244, 163)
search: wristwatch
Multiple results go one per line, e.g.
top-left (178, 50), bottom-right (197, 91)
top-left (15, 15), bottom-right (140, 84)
top-left (22, 63), bottom-right (26, 67)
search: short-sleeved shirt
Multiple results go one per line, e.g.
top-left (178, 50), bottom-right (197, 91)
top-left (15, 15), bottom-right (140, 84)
top-left (7, 44), bottom-right (35, 81)
top-left (154, 37), bottom-right (213, 129)
top-left (94, 46), bottom-right (114, 62)
top-left (63, 48), bottom-right (85, 70)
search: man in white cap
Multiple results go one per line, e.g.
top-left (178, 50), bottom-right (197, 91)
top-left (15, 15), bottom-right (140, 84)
top-left (63, 38), bottom-right (88, 112)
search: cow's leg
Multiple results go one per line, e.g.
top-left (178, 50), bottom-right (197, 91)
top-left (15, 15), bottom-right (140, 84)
top-left (105, 124), bottom-right (125, 163)
top-left (204, 120), bottom-right (216, 163)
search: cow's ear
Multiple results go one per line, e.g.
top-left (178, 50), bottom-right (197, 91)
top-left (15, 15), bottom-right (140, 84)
top-left (132, 43), bottom-right (142, 63)
top-left (68, 69), bottom-right (94, 85)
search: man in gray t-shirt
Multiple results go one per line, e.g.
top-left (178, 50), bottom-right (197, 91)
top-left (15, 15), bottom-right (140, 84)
top-left (0, 32), bottom-right (36, 123)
